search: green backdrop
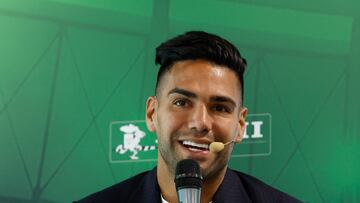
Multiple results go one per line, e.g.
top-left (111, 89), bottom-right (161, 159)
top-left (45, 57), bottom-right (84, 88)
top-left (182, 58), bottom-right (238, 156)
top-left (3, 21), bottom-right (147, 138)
top-left (1, 0), bottom-right (359, 202)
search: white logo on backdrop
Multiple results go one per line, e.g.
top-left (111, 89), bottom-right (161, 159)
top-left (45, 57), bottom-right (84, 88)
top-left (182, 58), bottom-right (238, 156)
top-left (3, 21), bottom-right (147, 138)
top-left (115, 124), bottom-right (156, 160)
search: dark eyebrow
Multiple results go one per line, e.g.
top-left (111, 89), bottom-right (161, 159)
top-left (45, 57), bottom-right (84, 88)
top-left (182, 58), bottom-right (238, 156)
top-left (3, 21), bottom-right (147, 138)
top-left (210, 96), bottom-right (237, 107)
top-left (168, 88), bottom-right (197, 98)
top-left (168, 88), bottom-right (237, 107)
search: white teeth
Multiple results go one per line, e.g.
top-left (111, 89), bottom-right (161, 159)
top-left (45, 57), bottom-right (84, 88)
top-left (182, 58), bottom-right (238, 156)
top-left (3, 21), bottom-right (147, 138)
top-left (182, 140), bottom-right (209, 150)
top-left (188, 147), bottom-right (202, 152)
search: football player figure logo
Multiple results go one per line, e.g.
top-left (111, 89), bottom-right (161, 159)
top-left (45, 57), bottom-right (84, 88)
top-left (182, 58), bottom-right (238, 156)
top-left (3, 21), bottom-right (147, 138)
top-left (115, 124), bottom-right (145, 160)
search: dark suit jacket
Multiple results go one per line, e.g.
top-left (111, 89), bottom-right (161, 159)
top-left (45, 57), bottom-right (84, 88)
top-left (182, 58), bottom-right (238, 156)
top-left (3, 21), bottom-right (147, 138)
top-left (76, 168), bottom-right (302, 203)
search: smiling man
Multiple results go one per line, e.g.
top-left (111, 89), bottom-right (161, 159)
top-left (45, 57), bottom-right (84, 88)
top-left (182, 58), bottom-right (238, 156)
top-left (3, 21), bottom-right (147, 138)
top-left (77, 31), bottom-right (302, 203)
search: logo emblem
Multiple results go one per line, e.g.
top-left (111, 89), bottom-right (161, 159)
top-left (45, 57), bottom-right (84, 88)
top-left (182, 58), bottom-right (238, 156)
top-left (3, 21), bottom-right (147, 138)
top-left (110, 121), bottom-right (157, 163)
top-left (115, 124), bottom-right (156, 160)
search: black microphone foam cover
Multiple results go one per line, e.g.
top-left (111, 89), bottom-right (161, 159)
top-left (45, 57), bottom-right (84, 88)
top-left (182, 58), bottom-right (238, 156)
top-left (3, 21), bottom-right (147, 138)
top-left (175, 159), bottom-right (203, 190)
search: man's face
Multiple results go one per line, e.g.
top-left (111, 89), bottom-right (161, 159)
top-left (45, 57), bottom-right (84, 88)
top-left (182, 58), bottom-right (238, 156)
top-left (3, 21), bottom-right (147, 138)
top-left (146, 60), bottom-right (247, 180)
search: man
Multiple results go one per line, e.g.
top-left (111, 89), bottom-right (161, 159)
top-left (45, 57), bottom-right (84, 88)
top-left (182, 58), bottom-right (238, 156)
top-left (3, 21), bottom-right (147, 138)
top-left (77, 31), bottom-right (302, 202)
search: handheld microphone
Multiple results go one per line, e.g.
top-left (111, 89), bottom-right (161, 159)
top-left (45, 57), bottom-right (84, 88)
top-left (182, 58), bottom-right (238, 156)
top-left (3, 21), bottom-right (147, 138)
top-left (175, 159), bottom-right (203, 203)
top-left (209, 139), bottom-right (239, 153)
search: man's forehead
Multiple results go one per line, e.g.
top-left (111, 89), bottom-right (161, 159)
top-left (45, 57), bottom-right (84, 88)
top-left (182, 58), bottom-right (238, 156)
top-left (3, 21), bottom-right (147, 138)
top-left (166, 60), bottom-right (236, 80)
top-left (157, 60), bottom-right (243, 104)
top-left (173, 60), bottom-right (239, 83)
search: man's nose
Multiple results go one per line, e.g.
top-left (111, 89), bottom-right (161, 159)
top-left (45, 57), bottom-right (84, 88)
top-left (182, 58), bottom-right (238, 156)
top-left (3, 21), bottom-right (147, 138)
top-left (188, 104), bottom-right (212, 134)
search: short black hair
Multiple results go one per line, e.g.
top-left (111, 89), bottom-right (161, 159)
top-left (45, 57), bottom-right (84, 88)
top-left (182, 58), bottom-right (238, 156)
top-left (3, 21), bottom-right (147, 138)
top-left (155, 31), bottom-right (247, 102)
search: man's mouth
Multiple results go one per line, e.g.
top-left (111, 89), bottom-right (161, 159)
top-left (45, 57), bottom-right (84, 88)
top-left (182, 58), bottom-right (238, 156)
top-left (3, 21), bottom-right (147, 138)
top-left (181, 140), bottom-right (209, 152)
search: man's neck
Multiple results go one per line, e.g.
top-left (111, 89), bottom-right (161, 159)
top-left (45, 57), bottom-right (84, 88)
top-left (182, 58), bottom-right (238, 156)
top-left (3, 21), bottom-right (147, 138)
top-left (157, 159), bottom-right (178, 203)
top-left (157, 157), bottom-right (227, 203)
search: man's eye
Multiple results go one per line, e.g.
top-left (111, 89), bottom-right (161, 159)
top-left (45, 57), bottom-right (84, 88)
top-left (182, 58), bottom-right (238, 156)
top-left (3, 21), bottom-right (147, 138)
top-left (174, 99), bottom-right (187, 107)
top-left (212, 105), bottom-right (231, 113)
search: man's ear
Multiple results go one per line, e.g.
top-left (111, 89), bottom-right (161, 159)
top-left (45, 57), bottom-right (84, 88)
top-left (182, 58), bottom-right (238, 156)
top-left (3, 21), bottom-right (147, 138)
top-left (145, 96), bottom-right (157, 132)
top-left (235, 107), bottom-right (248, 143)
